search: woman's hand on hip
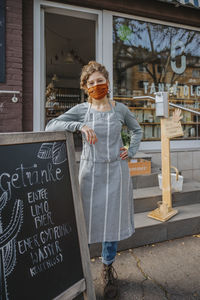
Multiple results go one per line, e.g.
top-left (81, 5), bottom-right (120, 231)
top-left (120, 147), bottom-right (128, 160)
top-left (81, 125), bottom-right (98, 144)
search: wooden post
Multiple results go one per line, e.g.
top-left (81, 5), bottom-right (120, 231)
top-left (161, 118), bottom-right (172, 208)
top-left (148, 110), bottom-right (179, 222)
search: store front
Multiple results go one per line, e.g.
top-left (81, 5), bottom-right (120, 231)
top-left (1, 0), bottom-right (200, 177)
top-left (34, 1), bottom-right (200, 146)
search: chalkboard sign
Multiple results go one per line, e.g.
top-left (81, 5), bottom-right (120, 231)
top-left (0, 132), bottom-right (96, 300)
top-left (0, 0), bottom-right (6, 83)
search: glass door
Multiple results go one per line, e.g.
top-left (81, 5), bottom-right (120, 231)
top-left (33, 1), bottom-right (102, 131)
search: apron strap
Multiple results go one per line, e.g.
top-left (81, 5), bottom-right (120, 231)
top-left (108, 99), bottom-right (115, 113)
top-left (84, 102), bottom-right (92, 122)
top-left (84, 100), bottom-right (114, 122)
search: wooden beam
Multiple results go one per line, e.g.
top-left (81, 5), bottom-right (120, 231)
top-left (0, 131), bottom-right (66, 145)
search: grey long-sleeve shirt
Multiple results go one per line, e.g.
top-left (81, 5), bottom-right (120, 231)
top-left (45, 101), bottom-right (143, 158)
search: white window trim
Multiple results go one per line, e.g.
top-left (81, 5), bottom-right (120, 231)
top-left (102, 9), bottom-right (200, 151)
top-left (33, 0), bottom-right (103, 131)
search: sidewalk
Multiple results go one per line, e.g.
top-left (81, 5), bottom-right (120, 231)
top-left (90, 234), bottom-right (200, 300)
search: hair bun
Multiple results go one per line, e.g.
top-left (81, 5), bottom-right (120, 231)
top-left (88, 61), bottom-right (96, 65)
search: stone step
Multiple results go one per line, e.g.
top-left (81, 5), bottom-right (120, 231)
top-left (132, 172), bottom-right (159, 189)
top-left (90, 203), bottom-right (200, 258)
top-left (134, 181), bottom-right (200, 213)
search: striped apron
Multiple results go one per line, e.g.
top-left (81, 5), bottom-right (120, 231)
top-left (79, 102), bottom-right (134, 244)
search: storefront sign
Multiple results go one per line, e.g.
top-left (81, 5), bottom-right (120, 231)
top-left (0, 0), bottom-right (6, 82)
top-left (143, 82), bottom-right (200, 96)
top-left (170, 40), bottom-right (186, 74)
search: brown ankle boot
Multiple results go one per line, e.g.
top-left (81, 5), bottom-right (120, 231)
top-left (101, 263), bottom-right (119, 299)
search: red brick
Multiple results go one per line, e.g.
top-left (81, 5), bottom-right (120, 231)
top-left (5, 80), bottom-right (22, 86)
top-left (7, 57), bottom-right (23, 63)
top-left (7, 62), bottom-right (22, 69)
top-left (7, 50), bottom-right (22, 57)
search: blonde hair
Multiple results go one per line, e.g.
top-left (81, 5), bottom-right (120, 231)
top-left (80, 61), bottom-right (109, 103)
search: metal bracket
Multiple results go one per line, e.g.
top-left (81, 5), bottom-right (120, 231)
top-left (0, 90), bottom-right (20, 103)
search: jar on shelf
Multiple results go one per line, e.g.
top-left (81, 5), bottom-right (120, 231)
top-left (149, 114), bottom-right (154, 123)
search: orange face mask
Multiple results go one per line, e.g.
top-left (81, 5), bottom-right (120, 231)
top-left (87, 83), bottom-right (108, 100)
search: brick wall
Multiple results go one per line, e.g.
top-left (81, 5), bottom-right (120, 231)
top-left (22, 0), bottom-right (33, 131)
top-left (0, 0), bottom-right (23, 132)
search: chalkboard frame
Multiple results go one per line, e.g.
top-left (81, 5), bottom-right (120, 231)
top-left (0, 131), bottom-right (96, 300)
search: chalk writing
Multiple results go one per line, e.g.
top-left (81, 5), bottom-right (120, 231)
top-left (29, 253), bottom-right (63, 277)
top-left (0, 191), bottom-right (23, 299)
top-left (0, 163), bottom-right (64, 200)
top-left (16, 187), bottom-right (72, 277)
top-left (0, 140), bottom-right (84, 299)
top-left (38, 142), bottom-right (67, 164)
top-left (18, 224), bottom-right (71, 255)
top-left (28, 189), bottom-right (54, 229)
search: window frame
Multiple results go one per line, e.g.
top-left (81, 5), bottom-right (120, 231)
top-left (33, 0), bottom-right (103, 131)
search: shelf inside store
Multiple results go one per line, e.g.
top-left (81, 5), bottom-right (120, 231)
top-left (142, 137), bottom-right (200, 141)
top-left (129, 107), bottom-right (176, 110)
top-left (140, 122), bottom-right (159, 125)
top-left (181, 122), bottom-right (200, 125)
top-left (115, 97), bottom-right (200, 104)
top-left (141, 138), bottom-right (160, 141)
top-left (46, 107), bottom-right (73, 110)
top-left (139, 122), bottom-right (200, 125)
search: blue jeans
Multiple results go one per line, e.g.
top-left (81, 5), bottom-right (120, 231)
top-left (102, 241), bottom-right (118, 265)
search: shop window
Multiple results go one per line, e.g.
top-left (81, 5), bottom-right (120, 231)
top-left (113, 16), bottom-right (200, 141)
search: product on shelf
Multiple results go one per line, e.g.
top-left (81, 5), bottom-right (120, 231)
top-left (45, 87), bottom-right (82, 124)
top-left (114, 96), bottom-right (200, 141)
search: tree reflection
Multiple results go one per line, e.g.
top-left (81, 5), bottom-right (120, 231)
top-left (113, 17), bottom-right (200, 94)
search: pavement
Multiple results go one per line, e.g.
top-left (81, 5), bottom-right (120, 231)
top-left (85, 234), bottom-right (200, 300)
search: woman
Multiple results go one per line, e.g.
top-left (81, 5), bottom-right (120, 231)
top-left (45, 61), bottom-right (143, 299)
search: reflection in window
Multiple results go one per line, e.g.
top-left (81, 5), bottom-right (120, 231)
top-left (113, 16), bottom-right (200, 140)
top-left (138, 64), bottom-right (147, 72)
top-left (192, 70), bottom-right (200, 78)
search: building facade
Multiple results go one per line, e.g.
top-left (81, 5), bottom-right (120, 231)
top-left (0, 0), bottom-right (200, 178)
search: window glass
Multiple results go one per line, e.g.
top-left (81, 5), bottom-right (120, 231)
top-left (113, 16), bottom-right (200, 140)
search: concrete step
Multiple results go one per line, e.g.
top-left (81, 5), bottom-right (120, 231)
top-left (131, 171), bottom-right (192, 189)
top-left (132, 172), bottom-right (159, 188)
top-left (90, 203), bottom-right (200, 258)
top-left (134, 181), bottom-right (200, 213)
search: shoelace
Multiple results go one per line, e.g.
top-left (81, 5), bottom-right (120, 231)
top-left (103, 265), bottom-right (118, 284)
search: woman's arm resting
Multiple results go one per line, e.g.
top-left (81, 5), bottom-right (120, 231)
top-left (124, 109), bottom-right (143, 158)
top-left (45, 105), bottom-right (85, 132)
